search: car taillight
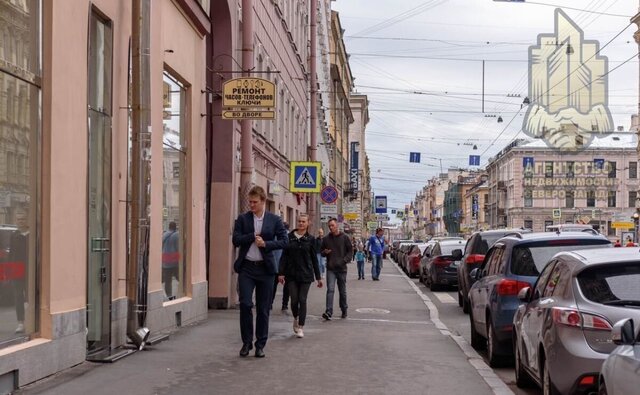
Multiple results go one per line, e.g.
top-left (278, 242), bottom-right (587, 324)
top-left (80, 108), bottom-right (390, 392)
top-left (432, 257), bottom-right (452, 266)
top-left (496, 279), bottom-right (530, 296)
top-left (552, 308), bottom-right (612, 331)
top-left (466, 254), bottom-right (484, 264)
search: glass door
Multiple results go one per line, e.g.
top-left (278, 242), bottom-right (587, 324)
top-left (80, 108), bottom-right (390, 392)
top-left (86, 10), bottom-right (113, 355)
top-left (87, 112), bottom-right (112, 354)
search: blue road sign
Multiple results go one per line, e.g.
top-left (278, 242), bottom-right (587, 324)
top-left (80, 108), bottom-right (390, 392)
top-left (523, 157), bottom-right (534, 168)
top-left (469, 155), bottom-right (480, 166)
top-left (375, 196), bottom-right (387, 214)
top-left (409, 152), bottom-right (421, 163)
top-left (290, 161), bottom-right (321, 192)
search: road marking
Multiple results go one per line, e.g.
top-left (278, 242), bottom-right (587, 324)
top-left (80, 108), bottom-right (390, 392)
top-left (391, 261), bottom-right (514, 395)
top-left (305, 315), bottom-right (430, 325)
top-left (433, 292), bottom-right (457, 304)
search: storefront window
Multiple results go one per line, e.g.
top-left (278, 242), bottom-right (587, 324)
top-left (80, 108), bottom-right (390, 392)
top-left (161, 71), bottom-right (186, 301)
top-left (0, 0), bottom-right (40, 347)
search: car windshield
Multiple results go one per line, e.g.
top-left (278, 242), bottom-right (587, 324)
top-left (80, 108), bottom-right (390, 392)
top-left (510, 239), bottom-right (611, 276)
top-left (578, 263), bottom-right (640, 305)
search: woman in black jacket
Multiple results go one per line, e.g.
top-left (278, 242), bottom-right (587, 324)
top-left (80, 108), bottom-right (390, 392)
top-left (278, 214), bottom-right (323, 338)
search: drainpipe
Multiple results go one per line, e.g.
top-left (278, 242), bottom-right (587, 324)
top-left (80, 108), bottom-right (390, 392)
top-left (309, 0), bottom-right (318, 225)
top-left (240, 0), bottom-right (255, 209)
top-left (127, 0), bottom-right (151, 350)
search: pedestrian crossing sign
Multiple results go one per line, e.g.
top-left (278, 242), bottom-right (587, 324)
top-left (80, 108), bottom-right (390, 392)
top-left (290, 161), bottom-right (322, 192)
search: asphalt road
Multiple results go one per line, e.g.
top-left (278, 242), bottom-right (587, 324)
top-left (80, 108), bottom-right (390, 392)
top-left (399, 263), bottom-right (542, 395)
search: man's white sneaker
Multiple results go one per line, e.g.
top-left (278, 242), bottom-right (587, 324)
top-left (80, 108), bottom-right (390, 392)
top-left (295, 327), bottom-right (304, 338)
top-left (15, 323), bottom-right (24, 333)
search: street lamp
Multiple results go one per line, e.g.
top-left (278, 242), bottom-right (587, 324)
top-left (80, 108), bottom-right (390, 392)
top-left (633, 212), bottom-right (639, 243)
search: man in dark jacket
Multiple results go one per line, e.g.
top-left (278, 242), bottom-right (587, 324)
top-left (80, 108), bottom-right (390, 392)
top-left (232, 186), bottom-right (288, 358)
top-left (321, 218), bottom-right (353, 320)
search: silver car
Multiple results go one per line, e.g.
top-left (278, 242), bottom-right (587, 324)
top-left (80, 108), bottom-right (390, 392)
top-left (512, 248), bottom-right (640, 395)
top-left (599, 318), bottom-right (640, 395)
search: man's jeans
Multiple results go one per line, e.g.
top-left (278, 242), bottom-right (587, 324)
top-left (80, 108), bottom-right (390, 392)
top-left (316, 253), bottom-right (326, 276)
top-left (371, 254), bottom-right (383, 280)
top-left (238, 262), bottom-right (274, 349)
top-left (325, 270), bottom-right (347, 316)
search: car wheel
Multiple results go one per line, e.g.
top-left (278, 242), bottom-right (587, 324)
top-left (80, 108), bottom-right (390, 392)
top-left (429, 278), bottom-right (439, 292)
top-left (542, 357), bottom-right (560, 395)
top-left (487, 319), bottom-right (504, 368)
top-left (458, 290), bottom-right (463, 307)
top-left (469, 309), bottom-right (486, 350)
top-left (598, 379), bottom-right (608, 395)
top-left (462, 294), bottom-right (470, 314)
top-left (514, 335), bottom-right (532, 388)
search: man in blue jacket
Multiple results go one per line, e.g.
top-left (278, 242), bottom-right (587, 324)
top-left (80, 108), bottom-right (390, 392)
top-left (368, 228), bottom-right (385, 281)
top-left (232, 186), bottom-right (288, 358)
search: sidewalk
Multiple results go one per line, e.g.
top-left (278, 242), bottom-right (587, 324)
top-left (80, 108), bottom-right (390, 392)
top-left (18, 260), bottom-right (495, 395)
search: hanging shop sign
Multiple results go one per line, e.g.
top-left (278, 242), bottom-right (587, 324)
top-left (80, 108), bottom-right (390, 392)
top-left (222, 77), bottom-right (276, 120)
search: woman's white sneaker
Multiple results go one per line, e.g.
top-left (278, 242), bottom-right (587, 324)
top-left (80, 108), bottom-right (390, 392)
top-left (293, 318), bottom-right (300, 334)
top-left (295, 327), bottom-right (304, 338)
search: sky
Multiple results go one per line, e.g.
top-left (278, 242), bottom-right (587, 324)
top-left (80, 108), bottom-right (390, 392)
top-left (331, 0), bottom-right (639, 214)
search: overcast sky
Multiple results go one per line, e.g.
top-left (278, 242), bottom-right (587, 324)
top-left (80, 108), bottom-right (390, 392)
top-left (332, 0), bottom-right (639, 214)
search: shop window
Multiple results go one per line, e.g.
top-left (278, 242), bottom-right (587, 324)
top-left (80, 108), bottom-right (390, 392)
top-left (524, 220), bottom-right (533, 230)
top-left (161, 71), bottom-right (187, 301)
top-left (0, 0), bottom-right (40, 348)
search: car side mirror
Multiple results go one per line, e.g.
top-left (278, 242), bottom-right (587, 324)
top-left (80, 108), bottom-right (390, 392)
top-left (470, 268), bottom-right (480, 280)
top-left (517, 287), bottom-right (531, 302)
top-left (452, 249), bottom-right (463, 260)
top-left (612, 318), bottom-right (636, 346)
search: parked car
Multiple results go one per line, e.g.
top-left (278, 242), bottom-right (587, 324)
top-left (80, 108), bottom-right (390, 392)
top-left (391, 239), bottom-right (412, 261)
top-left (403, 243), bottom-right (428, 277)
top-left (420, 239), bottom-right (465, 291)
top-left (468, 231), bottom-right (611, 367)
top-left (395, 243), bottom-right (414, 268)
top-left (599, 317), bottom-right (640, 395)
top-left (545, 223), bottom-right (596, 233)
top-left (458, 229), bottom-right (531, 314)
top-left (513, 248), bottom-right (640, 395)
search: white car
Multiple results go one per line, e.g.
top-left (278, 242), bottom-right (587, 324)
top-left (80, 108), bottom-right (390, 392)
top-left (599, 318), bottom-right (640, 395)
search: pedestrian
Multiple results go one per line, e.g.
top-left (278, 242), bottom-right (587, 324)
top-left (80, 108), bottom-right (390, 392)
top-left (161, 221), bottom-right (180, 300)
top-left (9, 208), bottom-right (29, 333)
top-left (321, 218), bottom-right (353, 320)
top-left (232, 186), bottom-right (288, 358)
top-left (355, 248), bottom-right (365, 280)
top-left (278, 214), bottom-right (323, 338)
top-left (315, 228), bottom-right (326, 278)
top-left (368, 228), bottom-right (385, 281)
top-left (614, 239), bottom-right (622, 247)
top-left (271, 222), bottom-right (290, 312)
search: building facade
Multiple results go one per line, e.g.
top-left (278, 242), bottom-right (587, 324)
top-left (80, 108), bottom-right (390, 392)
top-left (208, 0), bottom-right (311, 308)
top-left (346, 93), bottom-right (369, 239)
top-left (485, 132), bottom-right (640, 235)
top-left (1, 0), bottom-right (209, 386)
top-left (328, 11), bottom-right (353, 217)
